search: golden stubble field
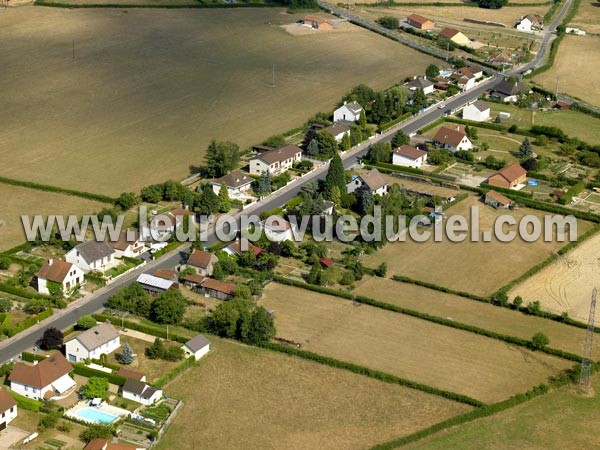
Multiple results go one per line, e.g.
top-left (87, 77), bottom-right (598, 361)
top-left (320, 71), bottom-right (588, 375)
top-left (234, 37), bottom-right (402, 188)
top-left (570, 0), bottom-right (600, 34)
top-left (0, 7), bottom-right (437, 196)
top-left (362, 195), bottom-right (595, 297)
top-left (509, 232), bottom-right (600, 322)
top-left (353, 276), bottom-right (599, 356)
top-left (260, 283), bottom-right (573, 404)
top-left (0, 184), bottom-right (110, 251)
top-left (157, 338), bottom-right (471, 450)
top-left (535, 35), bottom-right (600, 107)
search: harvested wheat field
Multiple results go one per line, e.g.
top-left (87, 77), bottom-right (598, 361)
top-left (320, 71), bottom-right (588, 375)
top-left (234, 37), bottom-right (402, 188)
top-left (0, 7), bottom-right (436, 196)
top-left (362, 195), bottom-right (595, 297)
top-left (535, 36), bottom-right (600, 107)
top-left (353, 276), bottom-right (598, 356)
top-left (260, 283), bottom-right (573, 403)
top-left (570, 0), bottom-right (600, 34)
top-left (509, 232), bottom-right (600, 323)
top-left (156, 338), bottom-right (471, 450)
top-left (0, 183), bottom-right (110, 251)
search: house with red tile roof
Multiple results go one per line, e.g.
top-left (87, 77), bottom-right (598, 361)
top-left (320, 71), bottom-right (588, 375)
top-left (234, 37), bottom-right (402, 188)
top-left (393, 145), bottom-right (428, 168)
top-left (185, 249), bottom-right (218, 276)
top-left (8, 353), bottom-right (75, 400)
top-left (36, 258), bottom-right (84, 296)
top-left (487, 163), bottom-right (527, 189)
top-left (433, 125), bottom-right (473, 151)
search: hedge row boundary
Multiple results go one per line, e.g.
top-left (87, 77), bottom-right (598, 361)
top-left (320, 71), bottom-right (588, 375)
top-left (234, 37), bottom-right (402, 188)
top-left (261, 341), bottom-right (484, 407)
top-left (8, 390), bottom-right (42, 412)
top-left (35, 0), bottom-right (277, 7)
top-left (272, 276), bottom-right (580, 361)
top-left (154, 355), bottom-right (197, 388)
top-left (0, 176), bottom-right (115, 204)
top-left (71, 363), bottom-right (127, 386)
top-left (92, 314), bottom-right (189, 344)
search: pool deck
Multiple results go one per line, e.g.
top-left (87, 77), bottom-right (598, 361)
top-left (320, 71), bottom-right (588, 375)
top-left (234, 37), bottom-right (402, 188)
top-left (65, 401), bottom-right (130, 424)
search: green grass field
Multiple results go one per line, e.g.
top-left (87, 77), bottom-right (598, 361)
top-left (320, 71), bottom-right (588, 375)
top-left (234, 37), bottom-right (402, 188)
top-left (405, 373), bottom-right (600, 449)
top-left (533, 109), bottom-right (600, 145)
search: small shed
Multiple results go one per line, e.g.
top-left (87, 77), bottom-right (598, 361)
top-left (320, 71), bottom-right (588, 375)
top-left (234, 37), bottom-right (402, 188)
top-left (182, 334), bottom-right (211, 361)
top-left (485, 190), bottom-right (512, 209)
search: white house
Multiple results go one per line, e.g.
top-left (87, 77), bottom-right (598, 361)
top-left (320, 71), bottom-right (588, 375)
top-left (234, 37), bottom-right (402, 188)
top-left (182, 334), bottom-right (210, 361)
top-left (322, 123), bottom-right (350, 143)
top-left (108, 230), bottom-right (145, 259)
top-left (463, 100), bottom-right (491, 122)
top-left (516, 14), bottom-right (543, 32)
top-left (36, 258), bottom-right (84, 296)
top-left (8, 353), bottom-right (75, 400)
top-left (249, 144), bottom-right (302, 176)
top-left (333, 101), bottom-right (363, 123)
top-left (393, 145), bottom-right (428, 169)
top-left (223, 238), bottom-right (263, 258)
top-left (259, 216), bottom-right (298, 242)
top-left (347, 169), bottom-right (389, 196)
top-left (210, 170), bottom-right (253, 199)
top-left (433, 125), bottom-right (473, 151)
top-left (65, 322), bottom-right (120, 363)
top-left (406, 76), bottom-right (435, 95)
top-left (122, 379), bottom-right (162, 406)
top-left (0, 389), bottom-right (17, 430)
top-left (65, 241), bottom-right (115, 273)
top-left (489, 79), bottom-right (529, 103)
top-left (140, 208), bottom-right (194, 242)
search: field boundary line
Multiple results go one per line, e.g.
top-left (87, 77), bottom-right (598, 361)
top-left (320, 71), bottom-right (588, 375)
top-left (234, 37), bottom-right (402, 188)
top-left (34, 0), bottom-right (279, 8)
top-left (370, 361), bottom-right (593, 449)
top-left (260, 341), bottom-right (485, 407)
top-left (0, 176), bottom-right (115, 204)
top-left (271, 277), bottom-right (582, 362)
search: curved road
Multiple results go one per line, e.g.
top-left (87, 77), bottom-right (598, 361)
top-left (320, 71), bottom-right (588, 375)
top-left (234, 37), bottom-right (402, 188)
top-left (0, 0), bottom-right (575, 363)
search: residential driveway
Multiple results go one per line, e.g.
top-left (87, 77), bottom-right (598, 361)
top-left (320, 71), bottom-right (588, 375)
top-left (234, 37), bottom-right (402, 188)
top-left (119, 329), bottom-right (157, 343)
top-left (0, 426), bottom-right (29, 449)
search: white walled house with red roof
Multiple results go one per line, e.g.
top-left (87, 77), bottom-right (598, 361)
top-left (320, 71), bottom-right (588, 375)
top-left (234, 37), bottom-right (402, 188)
top-left (393, 145), bottom-right (428, 169)
top-left (0, 389), bottom-right (17, 429)
top-left (259, 217), bottom-right (298, 242)
top-left (36, 258), bottom-right (84, 296)
top-left (8, 353), bottom-right (75, 400)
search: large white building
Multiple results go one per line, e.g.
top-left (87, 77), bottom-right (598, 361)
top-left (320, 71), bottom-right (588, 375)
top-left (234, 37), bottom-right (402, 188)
top-left (8, 353), bottom-right (75, 400)
top-left (333, 101), bottom-right (363, 123)
top-left (463, 100), bottom-right (491, 122)
top-left (65, 322), bottom-right (121, 363)
top-left (0, 389), bottom-right (17, 430)
top-left (36, 258), bottom-right (84, 296)
top-left (249, 145), bottom-right (302, 176)
top-left (65, 241), bottom-right (115, 273)
top-left (393, 145), bottom-right (428, 169)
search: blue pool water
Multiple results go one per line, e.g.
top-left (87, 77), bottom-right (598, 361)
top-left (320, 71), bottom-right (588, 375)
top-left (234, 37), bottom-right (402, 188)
top-left (439, 70), bottom-right (453, 77)
top-left (76, 408), bottom-right (119, 424)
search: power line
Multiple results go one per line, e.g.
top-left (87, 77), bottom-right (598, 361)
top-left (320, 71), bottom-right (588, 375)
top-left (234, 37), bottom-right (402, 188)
top-left (579, 287), bottom-right (597, 395)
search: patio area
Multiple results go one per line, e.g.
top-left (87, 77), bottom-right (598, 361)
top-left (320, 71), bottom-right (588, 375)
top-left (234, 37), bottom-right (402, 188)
top-left (65, 401), bottom-right (130, 425)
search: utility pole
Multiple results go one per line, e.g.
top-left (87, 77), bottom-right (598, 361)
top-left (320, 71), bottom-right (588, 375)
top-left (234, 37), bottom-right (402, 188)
top-left (72, 40), bottom-right (75, 60)
top-left (272, 64), bottom-right (276, 87)
top-left (579, 288), bottom-right (597, 395)
top-left (555, 76), bottom-right (559, 100)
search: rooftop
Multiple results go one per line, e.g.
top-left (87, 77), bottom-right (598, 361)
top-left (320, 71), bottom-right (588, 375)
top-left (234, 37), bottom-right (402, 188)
top-left (37, 258), bottom-right (74, 283)
top-left (9, 352), bottom-right (72, 389)
top-left (67, 322), bottom-right (120, 352)
top-left (253, 144), bottom-right (302, 165)
top-left (73, 240), bottom-right (114, 264)
top-left (394, 145), bottom-right (427, 160)
top-left (184, 334), bottom-right (211, 353)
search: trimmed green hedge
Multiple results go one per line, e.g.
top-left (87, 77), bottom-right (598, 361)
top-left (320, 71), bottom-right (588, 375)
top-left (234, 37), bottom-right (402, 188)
top-left (154, 356), bottom-right (196, 388)
top-left (5, 309), bottom-right (53, 337)
top-left (392, 275), bottom-right (487, 302)
top-left (262, 341), bottom-right (484, 407)
top-left (378, 112), bottom-right (412, 133)
top-left (34, 0), bottom-right (277, 7)
top-left (0, 283), bottom-right (50, 300)
top-left (92, 314), bottom-right (189, 344)
top-left (153, 241), bottom-right (185, 259)
top-left (0, 176), bottom-right (115, 204)
top-left (21, 352), bottom-right (47, 363)
top-left (8, 391), bottom-right (42, 412)
top-left (71, 363), bottom-right (127, 386)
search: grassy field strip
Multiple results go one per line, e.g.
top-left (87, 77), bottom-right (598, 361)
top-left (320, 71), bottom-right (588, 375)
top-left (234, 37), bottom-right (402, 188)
top-left (354, 276), bottom-right (599, 356)
top-left (156, 338), bottom-right (473, 450)
top-left (261, 282), bottom-right (574, 403)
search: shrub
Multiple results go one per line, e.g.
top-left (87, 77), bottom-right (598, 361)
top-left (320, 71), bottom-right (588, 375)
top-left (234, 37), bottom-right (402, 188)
top-left (81, 377), bottom-right (109, 400)
top-left (80, 425), bottom-right (114, 443)
top-left (77, 315), bottom-right (97, 330)
top-left (531, 332), bottom-right (550, 350)
top-left (40, 327), bottom-right (63, 350)
top-left (38, 412), bottom-right (59, 432)
top-left (0, 256), bottom-right (10, 270)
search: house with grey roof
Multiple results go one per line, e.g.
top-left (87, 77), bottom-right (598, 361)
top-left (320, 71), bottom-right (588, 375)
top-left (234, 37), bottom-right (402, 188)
top-left (210, 170), bottom-right (253, 199)
top-left (346, 168), bottom-right (389, 196)
top-left (463, 100), bottom-right (490, 122)
top-left (182, 334), bottom-right (211, 361)
top-left (122, 379), bottom-right (162, 406)
top-left (65, 240), bottom-right (115, 273)
top-left (406, 76), bottom-right (435, 95)
top-left (333, 101), bottom-right (363, 123)
top-left (65, 322), bottom-right (120, 363)
top-left (136, 273), bottom-right (178, 296)
top-left (322, 122), bottom-right (350, 143)
top-left (249, 144), bottom-right (302, 176)
top-left (489, 79), bottom-right (529, 103)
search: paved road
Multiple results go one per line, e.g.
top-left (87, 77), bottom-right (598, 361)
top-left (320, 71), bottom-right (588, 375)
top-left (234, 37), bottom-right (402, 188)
top-left (2, 0), bottom-right (574, 363)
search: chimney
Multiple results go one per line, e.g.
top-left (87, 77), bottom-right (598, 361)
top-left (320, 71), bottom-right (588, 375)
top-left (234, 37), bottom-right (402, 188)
top-left (343, 100), bottom-right (347, 105)
top-left (48, 258), bottom-right (53, 266)
top-left (33, 360), bottom-right (38, 366)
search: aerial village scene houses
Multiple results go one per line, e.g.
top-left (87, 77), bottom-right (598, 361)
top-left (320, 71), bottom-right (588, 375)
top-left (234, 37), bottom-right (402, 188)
top-left (3, 1), bottom-right (600, 447)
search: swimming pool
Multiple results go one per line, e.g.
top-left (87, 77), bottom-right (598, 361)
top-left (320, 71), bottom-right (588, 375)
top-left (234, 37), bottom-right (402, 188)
top-left (439, 70), bottom-right (453, 77)
top-left (76, 408), bottom-right (119, 424)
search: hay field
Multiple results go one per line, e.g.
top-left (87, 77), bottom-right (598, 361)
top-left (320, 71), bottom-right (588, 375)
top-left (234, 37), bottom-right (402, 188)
top-left (0, 183), bottom-right (110, 251)
top-left (156, 338), bottom-right (470, 450)
top-left (533, 110), bottom-right (600, 145)
top-left (509, 231), bottom-right (600, 322)
top-left (0, 7), bottom-right (437, 196)
top-left (535, 36), bottom-right (600, 107)
top-left (405, 372), bottom-right (600, 450)
top-left (260, 283), bottom-right (573, 403)
top-left (353, 276), bottom-right (598, 356)
top-left (362, 195), bottom-right (595, 297)
top-left (570, 0), bottom-right (600, 34)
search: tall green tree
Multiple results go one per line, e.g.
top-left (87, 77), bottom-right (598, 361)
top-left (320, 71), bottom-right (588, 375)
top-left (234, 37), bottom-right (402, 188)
top-left (118, 342), bottom-right (135, 365)
top-left (81, 377), bottom-right (109, 400)
top-left (324, 153), bottom-right (346, 199)
top-left (366, 142), bottom-right (392, 163)
top-left (425, 64), bottom-right (440, 79)
top-left (391, 130), bottom-right (410, 148)
top-left (315, 130), bottom-right (338, 158)
top-left (197, 183), bottom-right (221, 214)
top-left (307, 138), bottom-right (320, 156)
top-left (257, 170), bottom-right (272, 197)
top-left (204, 140), bottom-right (240, 178)
top-left (341, 132), bottom-right (351, 151)
top-left (359, 109), bottom-right (367, 129)
top-left (519, 137), bottom-right (533, 159)
top-left (349, 125), bottom-right (363, 146)
top-left (150, 290), bottom-right (187, 324)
